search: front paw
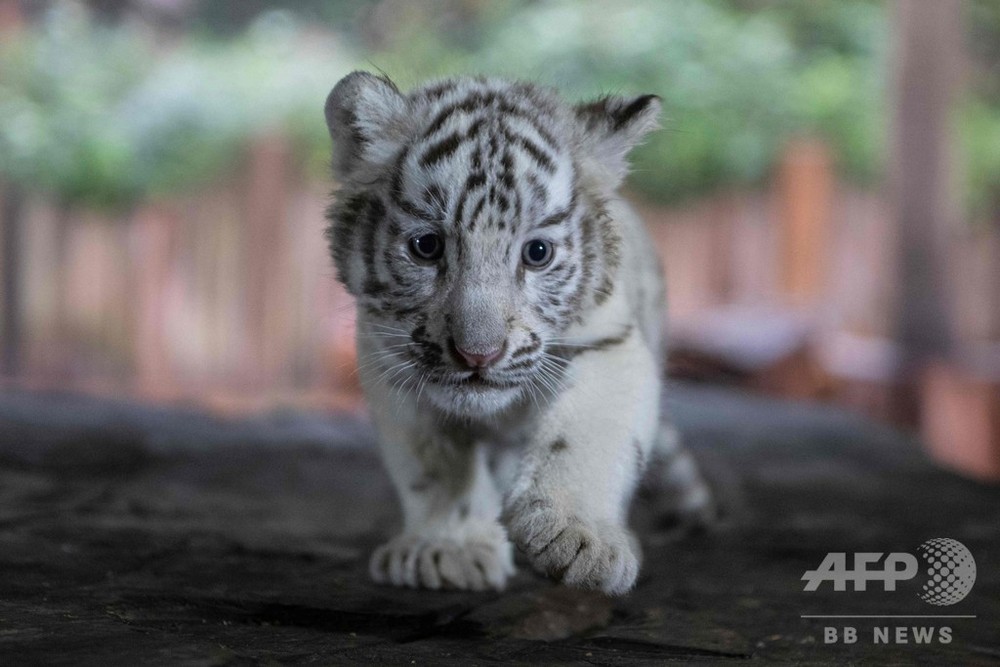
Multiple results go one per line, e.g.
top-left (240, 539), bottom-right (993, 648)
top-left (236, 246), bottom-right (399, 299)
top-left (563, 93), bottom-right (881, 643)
top-left (504, 499), bottom-right (640, 596)
top-left (369, 524), bottom-right (514, 592)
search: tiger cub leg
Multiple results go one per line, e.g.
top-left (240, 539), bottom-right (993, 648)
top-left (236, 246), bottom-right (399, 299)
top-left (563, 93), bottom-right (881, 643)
top-left (503, 329), bottom-right (659, 596)
top-left (366, 393), bottom-right (514, 591)
top-left (647, 422), bottom-right (715, 525)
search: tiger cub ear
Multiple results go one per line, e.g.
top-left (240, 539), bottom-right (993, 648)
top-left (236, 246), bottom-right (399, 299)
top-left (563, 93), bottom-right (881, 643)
top-left (573, 94), bottom-right (661, 189)
top-left (325, 71), bottom-right (409, 183)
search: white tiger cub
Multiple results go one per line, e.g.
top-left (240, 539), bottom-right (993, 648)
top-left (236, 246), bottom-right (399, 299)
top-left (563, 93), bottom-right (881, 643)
top-left (324, 72), bottom-right (712, 595)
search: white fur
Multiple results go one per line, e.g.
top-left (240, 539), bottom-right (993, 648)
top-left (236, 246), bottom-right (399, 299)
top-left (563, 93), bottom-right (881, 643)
top-left (326, 74), bottom-right (713, 596)
top-left (359, 195), bottom-right (704, 596)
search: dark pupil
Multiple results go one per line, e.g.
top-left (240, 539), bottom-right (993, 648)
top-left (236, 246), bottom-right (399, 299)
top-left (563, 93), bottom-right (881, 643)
top-left (527, 240), bottom-right (548, 263)
top-left (411, 234), bottom-right (441, 259)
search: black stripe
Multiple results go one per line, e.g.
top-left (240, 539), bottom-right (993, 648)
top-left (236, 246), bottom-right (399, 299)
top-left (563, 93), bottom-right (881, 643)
top-left (579, 211), bottom-right (597, 286)
top-left (532, 303), bottom-right (559, 327)
top-left (552, 326), bottom-right (634, 361)
top-left (422, 91), bottom-right (496, 138)
top-left (595, 203), bottom-right (621, 304)
top-left (598, 205), bottom-right (621, 271)
top-left (390, 145), bottom-right (408, 195)
top-left (393, 195), bottom-right (436, 222)
top-left (453, 189), bottom-right (470, 226)
top-left (505, 130), bottom-right (556, 173)
top-left (539, 201), bottom-right (575, 228)
top-left (614, 94), bottom-right (660, 131)
top-left (499, 170), bottom-right (515, 192)
top-left (419, 131), bottom-right (465, 167)
top-left (511, 333), bottom-right (541, 358)
top-left (361, 198), bottom-right (388, 297)
top-left (510, 185), bottom-right (523, 222)
top-left (467, 195), bottom-right (486, 231)
top-left (505, 358), bottom-right (535, 372)
top-left (464, 171), bottom-right (487, 192)
top-left (496, 100), bottom-right (560, 150)
top-left (488, 185), bottom-right (511, 215)
top-left (419, 81), bottom-right (458, 103)
top-left (389, 147), bottom-right (434, 221)
top-left (327, 193), bottom-right (374, 290)
top-left (501, 149), bottom-right (514, 173)
top-left (421, 184), bottom-right (447, 214)
top-left (560, 229), bottom-right (576, 252)
top-left (465, 116), bottom-right (486, 138)
top-left (384, 246), bottom-right (408, 286)
top-left (525, 172), bottom-right (547, 208)
top-left (595, 275), bottom-right (615, 305)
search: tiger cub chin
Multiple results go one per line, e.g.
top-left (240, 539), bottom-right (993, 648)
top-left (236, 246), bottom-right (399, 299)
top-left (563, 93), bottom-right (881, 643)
top-left (323, 72), bottom-right (712, 595)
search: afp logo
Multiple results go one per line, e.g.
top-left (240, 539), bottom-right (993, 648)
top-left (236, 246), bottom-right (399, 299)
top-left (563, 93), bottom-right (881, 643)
top-left (802, 538), bottom-right (976, 605)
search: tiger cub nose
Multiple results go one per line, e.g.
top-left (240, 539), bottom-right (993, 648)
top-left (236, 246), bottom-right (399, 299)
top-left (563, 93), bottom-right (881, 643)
top-left (453, 342), bottom-right (506, 369)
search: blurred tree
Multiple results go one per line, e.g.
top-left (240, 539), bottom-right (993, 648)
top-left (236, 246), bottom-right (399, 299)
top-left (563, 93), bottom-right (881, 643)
top-left (189, 0), bottom-right (377, 38)
top-left (890, 0), bottom-right (962, 420)
top-left (1, 0), bottom-right (997, 216)
top-left (365, 0), bottom-right (883, 201)
top-left (964, 0), bottom-right (1000, 221)
top-left (0, 4), bottom-right (351, 209)
top-left (0, 184), bottom-right (22, 375)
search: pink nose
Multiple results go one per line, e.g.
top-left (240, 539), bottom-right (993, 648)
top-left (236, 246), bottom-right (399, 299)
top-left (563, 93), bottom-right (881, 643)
top-left (455, 343), bottom-right (505, 369)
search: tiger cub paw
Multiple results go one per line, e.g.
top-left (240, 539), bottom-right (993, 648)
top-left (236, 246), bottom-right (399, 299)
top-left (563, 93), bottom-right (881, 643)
top-left (369, 523), bottom-right (514, 591)
top-left (504, 498), bottom-right (640, 596)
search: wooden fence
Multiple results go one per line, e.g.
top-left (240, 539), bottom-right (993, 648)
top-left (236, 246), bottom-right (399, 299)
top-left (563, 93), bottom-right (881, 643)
top-left (1, 136), bottom-right (998, 427)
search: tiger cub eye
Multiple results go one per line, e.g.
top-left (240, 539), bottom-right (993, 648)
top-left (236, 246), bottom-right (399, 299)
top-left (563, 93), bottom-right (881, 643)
top-left (522, 239), bottom-right (553, 268)
top-left (409, 233), bottom-right (444, 261)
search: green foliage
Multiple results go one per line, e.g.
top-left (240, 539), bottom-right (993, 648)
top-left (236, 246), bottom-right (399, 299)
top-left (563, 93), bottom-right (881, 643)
top-left (0, 7), bottom-right (350, 210)
top-left (964, 0), bottom-right (1000, 221)
top-left (368, 0), bottom-right (886, 203)
top-left (0, 5), bottom-right (150, 208)
top-left (1, 0), bottom-right (998, 218)
top-left (758, 0), bottom-right (887, 183)
top-left (960, 100), bottom-right (1000, 221)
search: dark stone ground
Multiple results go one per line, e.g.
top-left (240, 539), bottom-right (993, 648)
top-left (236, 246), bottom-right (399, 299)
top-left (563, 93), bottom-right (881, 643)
top-left (1, 383), bottom-right (998, 665)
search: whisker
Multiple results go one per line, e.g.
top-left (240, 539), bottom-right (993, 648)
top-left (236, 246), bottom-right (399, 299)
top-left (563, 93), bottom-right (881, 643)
top-left (374, 357), bottom-right (414, 386)
top-left (365, 323), bottom-right (413, 335)
top-left (356, 331), bottom-right (409, 338)
top-left (415, 370), bottom-right (430, 405)
top-left (538, 354), bottom-right (570, 397)
top-left (532, 360), bottom-right (560, 399)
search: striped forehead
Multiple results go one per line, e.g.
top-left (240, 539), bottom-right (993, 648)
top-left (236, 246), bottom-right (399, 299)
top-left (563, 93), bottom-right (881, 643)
top-left (389, 87), bottom-right (575, 233)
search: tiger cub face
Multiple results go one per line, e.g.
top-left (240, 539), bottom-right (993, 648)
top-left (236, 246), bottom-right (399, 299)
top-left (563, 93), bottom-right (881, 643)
top-left (325, 74), bottom-right (660, 418)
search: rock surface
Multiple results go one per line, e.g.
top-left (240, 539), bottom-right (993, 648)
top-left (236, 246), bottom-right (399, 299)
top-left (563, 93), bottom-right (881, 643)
top-left (0, 384), bottom-right (997, 665)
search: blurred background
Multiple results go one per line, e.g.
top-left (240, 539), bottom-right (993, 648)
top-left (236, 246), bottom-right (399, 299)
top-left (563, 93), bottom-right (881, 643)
top-left (0, 0), bottom-right (998, 479)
